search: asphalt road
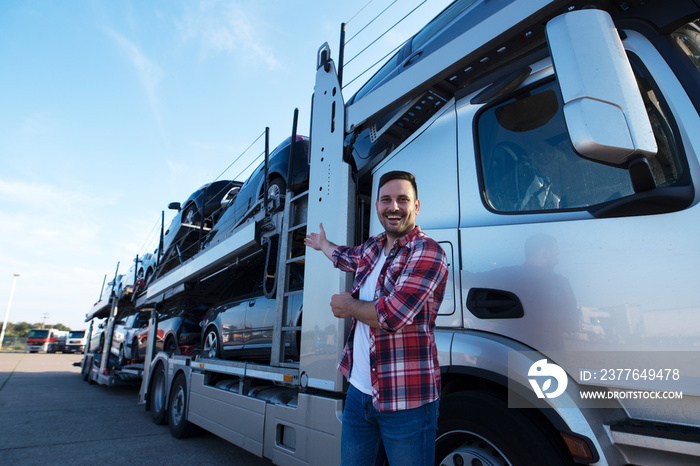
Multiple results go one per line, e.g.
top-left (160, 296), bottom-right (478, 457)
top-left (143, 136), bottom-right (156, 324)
top-left (0, 352), bottom-right (273, 466)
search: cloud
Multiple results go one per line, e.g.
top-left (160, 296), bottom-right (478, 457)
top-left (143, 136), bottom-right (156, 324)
top-left (0, 179), bottom-right (114, 259)
top-left (178, 0), bottom-right (282, 69)
top-left (106, 29), bottom-right (165, 127)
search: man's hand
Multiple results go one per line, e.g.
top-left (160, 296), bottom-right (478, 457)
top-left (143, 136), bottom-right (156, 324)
top-left (330, 292), bottom-right (381, 328)
top-left (304, 223), bottom-right (338, 261)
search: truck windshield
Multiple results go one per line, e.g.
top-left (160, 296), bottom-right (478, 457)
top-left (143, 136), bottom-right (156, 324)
top-left (28, 329), bottom-right (49, 338)
top-left (69, 331), bottom-right (85, 338)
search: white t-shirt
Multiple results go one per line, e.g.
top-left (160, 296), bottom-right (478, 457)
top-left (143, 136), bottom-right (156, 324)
top-left (348, 250), bottom-right (388, 395)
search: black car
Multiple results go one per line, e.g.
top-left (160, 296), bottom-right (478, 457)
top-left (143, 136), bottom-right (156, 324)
top-left (200, 293), bottom-right (303, 363)
top-left (348, 0), bottom-right (495, 104)
top-left (157, 180), bottom-right (242, 276)
top-left (134, 303), bottom-right (209, 358)
top-left (205, 136), bottom-right (310, 247)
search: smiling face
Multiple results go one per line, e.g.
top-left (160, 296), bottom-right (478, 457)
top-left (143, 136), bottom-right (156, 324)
top-left (375, 178), bottom-right (420, 246)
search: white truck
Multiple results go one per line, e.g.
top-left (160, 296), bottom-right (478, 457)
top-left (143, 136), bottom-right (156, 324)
top-left (96, 0), bottom-right (700, 464)
top-left (64, 330), bottom-right (87, 353)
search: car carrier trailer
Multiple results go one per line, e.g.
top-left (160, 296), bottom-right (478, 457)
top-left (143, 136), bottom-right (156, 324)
top-left (88, 0), bottom-right (700, 464)
top-left (81, 265), bottom-right (145, 386)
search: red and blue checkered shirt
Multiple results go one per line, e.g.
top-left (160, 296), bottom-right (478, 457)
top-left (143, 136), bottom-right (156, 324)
top-left (332, 226), bottom-right (449, 412)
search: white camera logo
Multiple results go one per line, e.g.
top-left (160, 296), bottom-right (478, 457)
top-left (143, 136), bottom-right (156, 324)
top-left (528, 359), bottom-right (568, 399)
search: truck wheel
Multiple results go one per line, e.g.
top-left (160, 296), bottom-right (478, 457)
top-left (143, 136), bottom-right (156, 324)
top-left (203, 328), bottom-right (221, 359)
top-left (435, 390), bottom-right (574, 466)
top-left (149, 362), bottom-right (168, 425)
top-left (81, 356), bottom-right (91, 382)
top-left (168, 373), bottom-right (196, 438)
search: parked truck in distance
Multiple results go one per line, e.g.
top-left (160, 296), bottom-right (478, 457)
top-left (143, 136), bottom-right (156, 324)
top-left (65, 330), bottom-right (87, 354)
top-left (83, 0), bottom-right (700, 464)
top-left (26, 328), bottom-right (67, 353)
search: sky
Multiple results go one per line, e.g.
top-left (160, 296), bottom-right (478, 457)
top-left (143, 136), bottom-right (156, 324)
top-left (0, 0), bottom-right (453, 330)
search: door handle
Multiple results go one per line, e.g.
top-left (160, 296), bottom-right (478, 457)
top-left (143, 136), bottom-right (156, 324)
top-left (466, 288), bottom-right (524, 319)
top-left (403, 51), bottom-right (423, 68)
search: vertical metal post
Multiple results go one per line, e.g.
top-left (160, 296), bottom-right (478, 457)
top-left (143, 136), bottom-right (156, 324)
top-left (100, 263), bottom-right (120, 375)
top-left (138, 305), bottom-right (159, 404)
top-left (157, 211), bottom-right (164, 270)
top-left (199, 188), bottom-right (206, 250)
top-left (134, 255), bottom-right (139, 284)
top-left (287, 109), bottom-right (299, 192)
top-left (264, 127), bottom-right (270, 215)
top-left (338, 22), bottom-right (346, 88)
top-left (98, 274), bottom-right (106, 303)
top-left (0, 273), bottom-right (20, 349)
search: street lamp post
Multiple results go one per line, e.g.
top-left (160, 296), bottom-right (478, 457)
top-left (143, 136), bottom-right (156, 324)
top-left (0, 274), bottom-right (20, 349)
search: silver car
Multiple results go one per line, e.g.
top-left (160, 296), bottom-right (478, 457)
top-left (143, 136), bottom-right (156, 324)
top-left (111, 311), bottom-right (149, 365)
top-left (201, 293), bottom-right (303, 363)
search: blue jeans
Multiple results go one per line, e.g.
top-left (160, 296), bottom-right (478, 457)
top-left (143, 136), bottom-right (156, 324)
top-left (341, 384), bottom-right (439, 466)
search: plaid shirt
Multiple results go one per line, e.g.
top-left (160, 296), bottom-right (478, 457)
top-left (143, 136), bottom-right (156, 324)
top-left (332, 226), bottom-right (448, 412)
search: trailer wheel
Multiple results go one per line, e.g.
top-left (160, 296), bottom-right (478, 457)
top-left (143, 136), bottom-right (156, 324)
top-left (435, 390), bottom-right (574, 466)
top-left (81, 356), bottom-right (91, 381)
top-left (149, 362), bottom-right (168, 425)
top-left (168, 373), bottom-right (196, 438)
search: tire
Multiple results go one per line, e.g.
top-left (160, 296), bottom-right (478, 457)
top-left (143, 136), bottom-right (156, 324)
top-left (164, 336), bottom-right (178, 355)
top-left (87, 357), bottom-right (98, 385)
top-left (132, 338), bottom-right (140, 360)
top-left (168, 373), bottom-right (196, 438)
top-left (118, 344), bottom-right (128, 367)
top-left (435, 390), bottom-right (574, 466)
top-left (268, 177), bottom-right (286, 200)
top-left (183, 205), bottom-right (200, 226)
top-left (81, 356), bottom-right (91, 382)
top-left (149, 362), bottom-right (168, 425)
top-left (202, 327), bottom-right (221, 359)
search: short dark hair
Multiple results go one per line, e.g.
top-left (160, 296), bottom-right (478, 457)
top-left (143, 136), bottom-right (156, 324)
top-left (378, 171), bottom-right (418, 199)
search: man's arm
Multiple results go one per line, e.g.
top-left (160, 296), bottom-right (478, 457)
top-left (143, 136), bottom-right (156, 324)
top-left (330, 292), bottom-right (381, 328)
top-left (304, 222), bottom-right (338, 261)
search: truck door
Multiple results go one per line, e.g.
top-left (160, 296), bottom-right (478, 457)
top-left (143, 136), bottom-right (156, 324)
top-left (368, 99), bottom-right (462, 329)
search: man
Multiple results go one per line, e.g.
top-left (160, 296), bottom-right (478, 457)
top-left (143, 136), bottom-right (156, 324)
top-left (304, 170), bottom-right (449, 466)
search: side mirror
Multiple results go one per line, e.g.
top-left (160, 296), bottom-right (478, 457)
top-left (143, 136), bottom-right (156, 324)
top-left (546, 9), bottom-right (657, 167)
top-left (168, 202), bottom-right (181, 211)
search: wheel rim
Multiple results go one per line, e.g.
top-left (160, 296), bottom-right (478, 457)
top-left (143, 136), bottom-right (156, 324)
top-left (268, 184), bottom-right (281, 199)
top-left (437, 431), bottom-right (512, 466)
top-left (152, 368), bottom-right (165, 414)
top-left (171, 385), bottom-right (186, 426)
top-left (203, 330), bottom-right (218, 358)
top-left (184, 208), bottom-right (197, 225)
